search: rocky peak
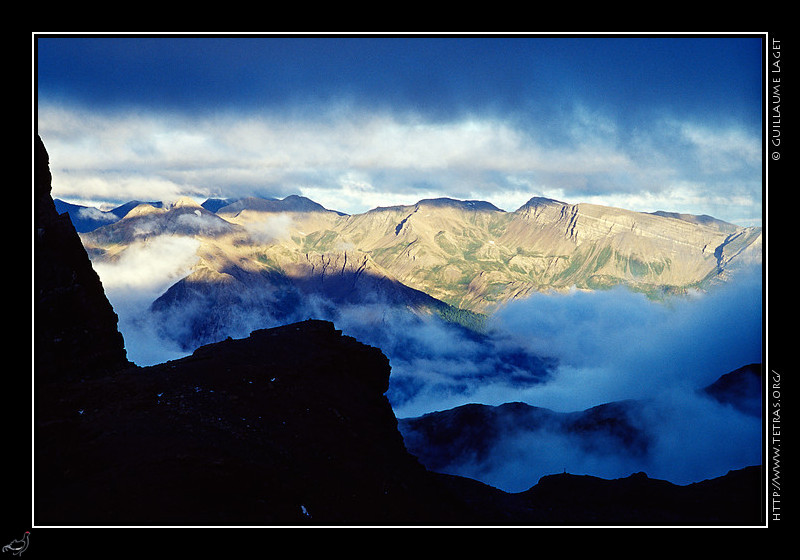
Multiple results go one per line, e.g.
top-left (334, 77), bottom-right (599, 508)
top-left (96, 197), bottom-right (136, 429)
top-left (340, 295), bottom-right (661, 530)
top-left (216, 195), bottom-right (337, 216)
top-left (122, 202), bottom-right (166, 219)
top-left (518, 196), bottom-right (566, 210)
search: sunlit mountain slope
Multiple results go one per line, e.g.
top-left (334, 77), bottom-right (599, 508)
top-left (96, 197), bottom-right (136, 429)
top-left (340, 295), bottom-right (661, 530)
top-left (78, 193), bottom-right (762, 333)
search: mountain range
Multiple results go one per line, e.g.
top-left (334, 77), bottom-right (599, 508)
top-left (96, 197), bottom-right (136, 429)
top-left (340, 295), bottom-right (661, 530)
top-left (70, 193), bottom-right (762, 306)
top-left (66, 191), bottom-right (761, 348)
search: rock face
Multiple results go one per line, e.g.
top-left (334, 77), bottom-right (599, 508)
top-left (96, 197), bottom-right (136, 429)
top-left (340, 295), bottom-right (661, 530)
top-left (34, 135), bottom-right (130, 380)
top-left (33, 135), bottom-right (763, 526)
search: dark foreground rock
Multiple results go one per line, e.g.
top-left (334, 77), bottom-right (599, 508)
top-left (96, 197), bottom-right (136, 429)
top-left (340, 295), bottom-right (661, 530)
top-left (33, 135), bottom-right (764, 526)
top-left (35, 319), bottom-right (496, 525)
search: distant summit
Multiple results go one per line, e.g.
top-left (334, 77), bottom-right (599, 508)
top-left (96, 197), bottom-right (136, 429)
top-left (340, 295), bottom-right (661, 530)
top-left (517, 196), bottom-right (566, 210)
top-left (81, 196), bottom-right (240, 245)
top-left (201, 197), bottom-right (239, 213)
top-left (169, 196), bottom-right (205, 209)
top-left (215, 195), bottom-right (346, 216)
top-left (55, 195), bottom-right (344, 234)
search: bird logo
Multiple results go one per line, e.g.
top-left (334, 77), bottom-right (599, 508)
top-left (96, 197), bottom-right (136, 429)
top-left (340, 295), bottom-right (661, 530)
top-left (2, 532), bottom-right (29, 556)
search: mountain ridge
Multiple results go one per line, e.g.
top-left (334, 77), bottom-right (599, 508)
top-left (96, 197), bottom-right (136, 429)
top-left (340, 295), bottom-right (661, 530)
top-left (76, 191), bottom-right (761, 315)
top-left (60, 192), bottom-right (756, 230)
top-left (398, 363), bottom-right (762, 492)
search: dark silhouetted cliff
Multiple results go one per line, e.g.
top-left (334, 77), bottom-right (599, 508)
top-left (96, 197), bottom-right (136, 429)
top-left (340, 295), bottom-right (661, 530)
top-left (35, 135), bottom-right (131, 381)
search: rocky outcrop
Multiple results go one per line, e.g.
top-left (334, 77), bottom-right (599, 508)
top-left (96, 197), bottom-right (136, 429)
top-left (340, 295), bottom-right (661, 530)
top-left (702, 363), bottom-right (762, 417)
top-left (34, 319), bottom-right (492, 525)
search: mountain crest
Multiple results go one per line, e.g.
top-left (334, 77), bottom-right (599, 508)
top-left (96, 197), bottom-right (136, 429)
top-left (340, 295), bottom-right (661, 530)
top-left (123, 202), bottom-right (167, 219)
top-left (518, 196), bottom-right (567, 210)
top-left (169, 196), bottom-right (204, 209)
top-left (415, 197), bottom-right (504, 213)
top-left (79, 186), bottom-right (762, 315)
top-left (216, 195), bottom-right (341, 216)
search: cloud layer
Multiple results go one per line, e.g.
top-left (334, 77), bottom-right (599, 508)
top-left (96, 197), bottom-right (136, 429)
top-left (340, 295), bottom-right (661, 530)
top-left (390, 267), bottom-right (763, 492)
top-left (38, 102), bottom-right (763, 226)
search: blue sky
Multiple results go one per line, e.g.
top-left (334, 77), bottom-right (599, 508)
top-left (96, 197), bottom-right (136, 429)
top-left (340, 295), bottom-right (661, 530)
top-left (35, 34), bottom-right (765, 225)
